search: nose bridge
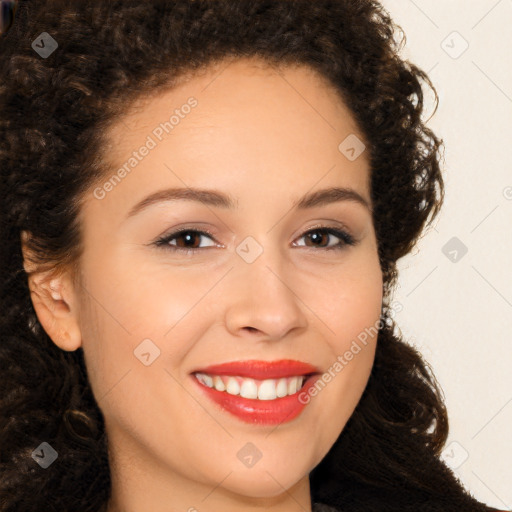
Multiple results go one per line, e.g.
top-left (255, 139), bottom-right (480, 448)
top-left (223, 239), bottom-right (307, 339)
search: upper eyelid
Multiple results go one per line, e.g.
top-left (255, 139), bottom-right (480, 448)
top-left (160, 221), bottom-right (353, 237)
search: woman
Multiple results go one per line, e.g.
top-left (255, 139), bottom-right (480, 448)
top-left (0, 1), bottom-right (504, 511)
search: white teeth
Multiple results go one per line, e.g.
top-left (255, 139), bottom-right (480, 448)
top-left (196, 373), bottom-right (213, 388)
top-left (194, 373), bottom-right (307, 400)
top-left (288, 378), bottom-right (298, 395)
top-left (276, 378), bottom-right (288, 398)
top-left (212, 375), bottom-right (225, 392)
top-left (239, 378), bottom-right (258, 399)
top-left (258, 379), bottom-right (277, 400)
top-left (225, 377), bottom-right (240, 395)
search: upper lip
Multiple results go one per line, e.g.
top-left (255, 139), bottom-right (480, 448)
top-left (191, 359), bottom-right (321, 380)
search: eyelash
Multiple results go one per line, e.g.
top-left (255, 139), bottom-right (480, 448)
top-left (153, 225), bottom-right (357, 254)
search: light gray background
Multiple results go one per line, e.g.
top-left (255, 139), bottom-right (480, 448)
top-left (378, 1), bottom-right (512, 509)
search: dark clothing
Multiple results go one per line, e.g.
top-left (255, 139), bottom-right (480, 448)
top-left (313, 503), bottom-right (340, 512)
top-left (311, 500), bottom-right (507, 512)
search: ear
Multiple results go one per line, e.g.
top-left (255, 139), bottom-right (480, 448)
top-left (21, 231), bottom-right (82, 352)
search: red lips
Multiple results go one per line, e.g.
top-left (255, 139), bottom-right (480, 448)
top-left (191, 359), bottom-right (321, 379)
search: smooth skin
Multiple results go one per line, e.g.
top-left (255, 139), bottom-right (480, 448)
top-left (23, 57), bottom-right (383, 512)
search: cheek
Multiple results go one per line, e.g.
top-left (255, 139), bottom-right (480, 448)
top-left (323, 281), bottom-right (380, 377)
top-left (290, 261), bottom-right (382, 466)
top-left (330, 276), bottom-right (382, 352)
top-left (309, 254), bottom-right (383, 346)
top-left (76, 256), bottom-right (218, 403)
top-left (309, 257), bottom-right (382, 405)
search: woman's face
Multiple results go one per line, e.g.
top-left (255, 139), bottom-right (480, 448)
top-left (53, 58), bottom-right (383, 510)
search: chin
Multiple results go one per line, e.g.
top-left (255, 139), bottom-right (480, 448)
top-left (221, 471), bottom-right (305, 499)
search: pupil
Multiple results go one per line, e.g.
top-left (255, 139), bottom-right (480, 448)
top-left (182, 232), bottom-right (196, 247)
top-left (310, 232), bottom-right (324, 245)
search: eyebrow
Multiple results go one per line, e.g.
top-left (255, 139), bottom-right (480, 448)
top-left (126, 185), bottom-right (372, 219)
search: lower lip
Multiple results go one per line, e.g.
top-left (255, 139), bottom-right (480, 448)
top-left (191, 374), bottom-right (320, 426)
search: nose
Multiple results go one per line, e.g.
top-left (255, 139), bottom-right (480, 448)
top-left (223, 250), bottom-right (308, 341)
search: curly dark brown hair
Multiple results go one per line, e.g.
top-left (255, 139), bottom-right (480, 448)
top-left (0, 1), bottom-right (502, 511)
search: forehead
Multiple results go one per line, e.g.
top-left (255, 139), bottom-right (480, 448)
top-left (87, 58), bottom-right (371, 217)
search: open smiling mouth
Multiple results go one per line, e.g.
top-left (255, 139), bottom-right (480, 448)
top-left (189, 359), bottom-right (322, 425)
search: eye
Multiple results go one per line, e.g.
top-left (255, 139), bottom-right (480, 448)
top-left (153, 228), bottom-right (218, 254)
top-left (293, 226), bottom-right (356, 251)
top-left (152, 225), bottom-right (357, 254)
